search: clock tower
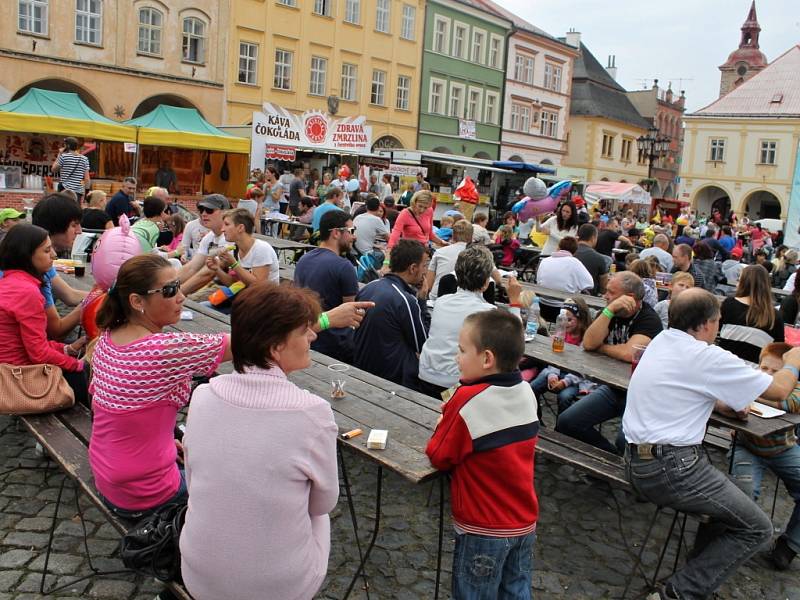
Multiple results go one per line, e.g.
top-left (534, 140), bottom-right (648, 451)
top-left (718, 1), bottom-right (768, 97)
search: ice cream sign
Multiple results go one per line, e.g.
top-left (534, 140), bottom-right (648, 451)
top-left (251, 103), bottom-right (372, 169)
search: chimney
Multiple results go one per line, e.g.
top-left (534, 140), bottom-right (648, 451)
top-left (565, 28), bottom-right (581, 48)
top-left (678, 90), bottom-right (686, 109)
top-left (606, 55), bottom-right (618, 80)
top-left (652, 78), bottom-right (659, 90)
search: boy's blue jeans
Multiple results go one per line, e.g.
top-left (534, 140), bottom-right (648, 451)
top-left (530, 371), bottom-right (579, 414)
top-left (731, 444), bottom-right (800, 554)
top-left (452, 530), bottom-right (535, 600)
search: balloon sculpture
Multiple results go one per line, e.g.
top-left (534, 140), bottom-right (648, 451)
top-left (80, 215), bottom-right (143, 340)
top-left (511, 178), bottom-right (573, 222)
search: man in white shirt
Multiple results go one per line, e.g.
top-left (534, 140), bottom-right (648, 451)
top-left (353, 196), bottom-right (390, 255)
top-left (625, 288), bottom-right (800, 600)
top-left (471, 212), bottom-right (492, 245)
top-left (424, 220), bottom-right (473, 302)
top-left (535, 236), bottom-right (594, 294)
top-left (640, 234), bottom-right (674, 272)
top-left (381, 174), bottom-right (393, 201)
top-left (179, 194), bottom-right (232, 295)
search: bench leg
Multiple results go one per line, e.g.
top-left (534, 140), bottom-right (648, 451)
top-left (622, 505), bottom-right (661, 599)
top-left (342, 465), bottom-right (382, 600)
top-left (651, 510), bottom-right (681, 588)
top-left (338, 446), bottom-right (370, 599)
top-left (40, 477), bottom-right (129, 595)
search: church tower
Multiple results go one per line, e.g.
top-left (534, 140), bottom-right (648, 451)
top-left (718, 1), bottom-right (768, 97)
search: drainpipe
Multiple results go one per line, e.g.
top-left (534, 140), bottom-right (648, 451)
top-left (415, 0), bottom-right (428, 151)
top-left (496, 24), bottom-right (516, 161)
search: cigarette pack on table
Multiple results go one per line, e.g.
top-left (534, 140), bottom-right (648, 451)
top-left (367, 429), bottom-right (388, 450)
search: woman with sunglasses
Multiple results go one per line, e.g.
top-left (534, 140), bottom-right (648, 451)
top-left (0, 224), bottom-right (88, 403)
top-left (89, 254), bottom-right (232, 519)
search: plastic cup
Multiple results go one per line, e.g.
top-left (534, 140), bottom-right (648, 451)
top-left (631, 344), bottom-right (647, 374)
top-left (328, 363), bottom-right (349, 399)
top-left (72, 252), bottom-right (87, 277)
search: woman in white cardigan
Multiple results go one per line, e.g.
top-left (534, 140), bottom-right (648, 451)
top-left (180, 283), bottom-right (338, 600)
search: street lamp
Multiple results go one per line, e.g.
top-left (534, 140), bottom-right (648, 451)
top-left (636, 125), bottom-right (670, 190)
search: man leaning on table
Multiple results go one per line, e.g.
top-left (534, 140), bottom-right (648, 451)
top-left (624, 288), bottom-right (800, 600)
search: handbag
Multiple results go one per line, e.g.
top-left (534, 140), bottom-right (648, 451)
top-left (0, 364), bottom-right (75, 415)
top-left (119, 500), bottom-right (188, 581)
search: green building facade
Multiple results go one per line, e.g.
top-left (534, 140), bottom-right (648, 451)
top-left (417, 0), bottom-right (511, 159)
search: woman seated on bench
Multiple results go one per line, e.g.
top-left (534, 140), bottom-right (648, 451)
top-left (89, 254), bottom-right (232, 520)
top-left (179, 282), bottom-right (338, 600)
top-left (0, 224), bottom-right (88, 403)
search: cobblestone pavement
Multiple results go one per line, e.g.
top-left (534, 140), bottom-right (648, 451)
top-left (0, 415), bottom-right (798, 600)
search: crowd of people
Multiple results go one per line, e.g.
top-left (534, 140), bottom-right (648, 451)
top-left (2, 173), bottom-right (800, 600)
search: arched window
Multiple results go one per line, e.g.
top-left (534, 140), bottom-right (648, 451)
top-left (137, 7), bottom-right (163, 55)
top-left (182, 16), bottom-right (206, 64)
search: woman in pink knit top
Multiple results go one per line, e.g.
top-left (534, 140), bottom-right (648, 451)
top-left (180, 283), bottom-right (339, 600)
top-left (387, 190), bottom-right (447, 250)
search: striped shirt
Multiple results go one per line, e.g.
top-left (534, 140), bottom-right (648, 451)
top-left (57, 152), bottom-right (89, 194)
top-left (742, 384), bottom-right (800, 457)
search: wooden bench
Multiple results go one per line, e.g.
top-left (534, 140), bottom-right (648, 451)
top-left (19, 404), bottom-right (193, 599)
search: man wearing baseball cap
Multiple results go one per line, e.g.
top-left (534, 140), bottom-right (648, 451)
top-left (179, 194), bottom-right (233, 295)
top-left (0, 208), bottom-right (24, 244)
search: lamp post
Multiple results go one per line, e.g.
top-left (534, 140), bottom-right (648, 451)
top-left (636, 125), bottom-right (670, 192)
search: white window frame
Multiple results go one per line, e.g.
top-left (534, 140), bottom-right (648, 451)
top-left (620, 137), bottom-right (633, 162)
top-left (452, 21), bottom-right (468, 60)
top-left (238, 42), bottom-right (258, 85)
top-left (396, 75), bottom-right (411, 110)
top-left (471, 27), bottom-right (486, 64)
top-left (429, 78), bottom-right (445, 115)
top-left (449, 82), bottom-right (465, 118)
top-left (432, 15), bottom-right (450, 54)
top-left (313, 0), bottom-right (332, 16)
top-left (602, 133), bottom-right (615, 158)
top-left (709, 138), bottom-right (725, 162)
top-left (344, 0), bottom-right (360, 24)
top-left (514, 53), bottom-right (534, 85)
top-left (182, 17), bottom-right (206, 64)
top-left (539, 109), bottom-right (558, 138)
top-left (341, 63), bottom-right (358, 101)
top-left (370, 69), bottom-right (386, 105)
top-left (75, 0), bottom-right (101, 45)
top-left (375, 0), bottom-right (390, 33)
top-left (510, 103), bottom-right (530, 132)
top-left (273, 49), bottom-right (293, 90)
top-left (488, 34), bottom-right (503, 69)
top-left (400, 4), bottom-right (415, 40)
top-left (277, 0), bottom-right (297, 5)
top-left (544, 62), bottom-right (563, 92)
top-left (467, 87), bottom-right (483, 122)
top-left (484, 91), bottom-right (499, 124)
top-left (19, 0), bottom-right (48, 35)
top-left (137, 7), bottom-right (163, 56)
top-left (309, 56), bottom-right (327, 96)
top-left (760, 140), bottom-right (777, 165)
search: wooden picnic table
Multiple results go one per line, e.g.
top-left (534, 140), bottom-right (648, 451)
top-left (254, 234), bottom-right (315, 253)
top-left (521, 282), bottom-right (606, 310)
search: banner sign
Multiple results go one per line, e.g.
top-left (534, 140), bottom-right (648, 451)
top-left (0, 133), bottom-right (62, 177)
top-left (358, 156), bottom-right (390, 169)
top-left (386, 164), bottom-right (428, 177)
top-left (251, 104), bottom-right (372, 170)
top-left (459, 119), bottom-right (476, 139)
top-left (123, 143), bottom-right (138, 153)
top-left (266, 144), bottom-right (296, 162)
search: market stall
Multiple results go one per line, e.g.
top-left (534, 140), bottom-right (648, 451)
top-left (0, 88), bottom-right (135, 205)
top-left (584, 182), bottom-right (651, 216)
top-left (491, 160), bottom-right (557, 212)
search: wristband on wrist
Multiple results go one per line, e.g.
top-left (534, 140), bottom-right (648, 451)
top-left (509, 302), bottom-right (523, 308)
top-left (318, 312), bottom-right (331, 331)
top-left (383, 259), bottom-right (390, 266)
top-left (229, 261), bottom-right (240, 270)
top-left (63, 344), bottom-right (72, 356)
top-left (782, 365), bottom-right (800, 379)
top-left (601, 307), bottom-right (615, 319)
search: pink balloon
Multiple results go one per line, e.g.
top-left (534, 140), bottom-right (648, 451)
top-left (517, 196), bottom-right (559, 222)
top-left (91, 215), bottom-right (143, 291)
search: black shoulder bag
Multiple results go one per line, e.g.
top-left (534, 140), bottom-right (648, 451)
top-left (118, 500), bottom-right (188, 581)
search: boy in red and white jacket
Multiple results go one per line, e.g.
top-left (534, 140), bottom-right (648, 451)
top-left (426, 310), bottom-right (539, 599)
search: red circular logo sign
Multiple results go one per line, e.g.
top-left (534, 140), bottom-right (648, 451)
top-left (304, 115), bottom-right (328, 144)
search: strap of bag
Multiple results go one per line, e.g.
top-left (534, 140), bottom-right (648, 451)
top-left (10, 365), bottom-right (58, 399)
top-left (406, 208), bottom-right (426, 237)
top-left (59, 154), bottom-right (82, 185)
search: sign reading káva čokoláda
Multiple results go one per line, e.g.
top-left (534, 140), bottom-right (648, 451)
top-left (250, 104), bottom-right (372, 169)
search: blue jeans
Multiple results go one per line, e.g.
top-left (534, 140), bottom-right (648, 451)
top-left (452, 531), bottom-right (535, 600)
top-left (101, 468), bottom-right (187, 522)
top-left (555, 384), bottom-right (625, 454)
top-left (731, 444), bottom-right (800, 554)
top-left (627, 445), bottom-right (773, 600)
top-left (530, 371), bottom-right (579, 414)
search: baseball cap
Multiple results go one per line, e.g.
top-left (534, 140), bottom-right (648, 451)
top-left (197, 194), bottom-right (230, 211)
top-left (0, 208), bottom-right (24, 224)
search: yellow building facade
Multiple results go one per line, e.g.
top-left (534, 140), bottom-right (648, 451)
top-left (562, 116), bottom-right (648, 183)
top-left (225, 0), bottom-right (425, 150)
top-left (0, 0), bottom-right (228, 122)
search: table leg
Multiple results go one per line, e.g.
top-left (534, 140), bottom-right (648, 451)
top-left (338, 446), bottom-right (370, 599)
top-left (342, 464), bottom-right (383, 600)
top-left (434, 476), bottom-right (445, 600)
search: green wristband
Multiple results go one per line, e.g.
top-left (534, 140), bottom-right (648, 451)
top-left (602, 307), bottom-right (615, 319)
top-left (318, 312), bottom-right (331, 331)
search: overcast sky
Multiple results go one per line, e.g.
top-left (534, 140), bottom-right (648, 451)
top-left (498, 0), bottom-right (800, 112)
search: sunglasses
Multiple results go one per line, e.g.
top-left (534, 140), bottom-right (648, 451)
top-left (145, 279), bottom-right (181, 299)
top-left (198, 206), bottom-right (217, 214)
top-left (337, 226), bottom-right (356, 234)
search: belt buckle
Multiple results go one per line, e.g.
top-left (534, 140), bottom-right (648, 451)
top-left (636, 443), bottom-right (654, 460)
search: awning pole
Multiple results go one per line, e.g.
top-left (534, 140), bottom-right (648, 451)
top-left (132, 126), bottom-right (141, 181)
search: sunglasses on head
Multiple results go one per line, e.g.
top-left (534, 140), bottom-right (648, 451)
top-left (145, 279), bottom-right (181, 299)
top-left (198, 206), bottom-right (217, 214)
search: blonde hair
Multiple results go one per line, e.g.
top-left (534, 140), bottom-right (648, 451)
top-left (671, 271), bottom-right (694, 289)
top-left (410, 190), bottom-right (433, 208)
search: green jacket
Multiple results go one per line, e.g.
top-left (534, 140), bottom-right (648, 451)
top-left (131, 219), bottom-right (160, 253)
